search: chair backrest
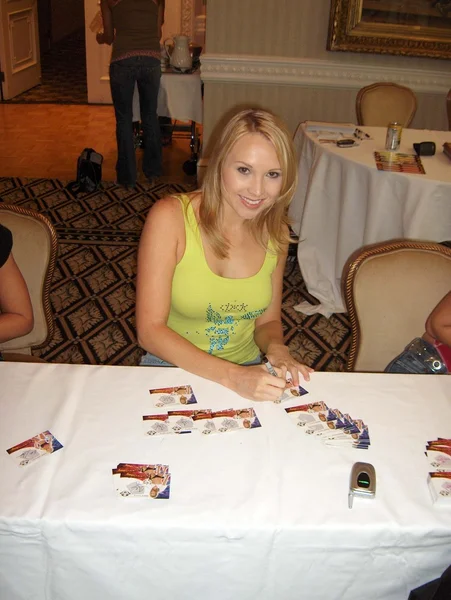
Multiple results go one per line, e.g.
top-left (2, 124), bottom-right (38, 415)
top-left (447, 89), bottom-right (451, 130)
top-left (343, 240), bottom-right (451, 372)
top-left (0, 204), bottom-right (58, 353)
top-left (356, 82), bottom-right (417, 127)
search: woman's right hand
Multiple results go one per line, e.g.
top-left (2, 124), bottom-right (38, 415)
top-left (228, 364), bottom-right (287, 401)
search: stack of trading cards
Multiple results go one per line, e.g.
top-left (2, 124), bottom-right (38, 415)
top-left (112, 463), bottom-right (171, 499)
top-left (193, 407), bottom-right (261, 435)
top-left (6, 430), bottom-right (63, 467)
top-left (285, 402), bottom-right (370, 449)
top-left (143, 408), bottom-right (261, 436)
top-left (149, 385), bottom-right (197, 407)
top-left (425, 438), bottom-right (451, 505)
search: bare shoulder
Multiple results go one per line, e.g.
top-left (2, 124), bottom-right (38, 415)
top-left (146, 196), bottom-right (184, 227)
top-left (431, 291), bottom-right (451, 320)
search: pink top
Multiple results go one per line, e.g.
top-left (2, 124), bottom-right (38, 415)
top-left (434, 339), bottom-right (451, 371)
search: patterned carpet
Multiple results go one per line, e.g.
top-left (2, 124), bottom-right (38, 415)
top-left (0, 177), bottom-right (351, 370)
top-left (5, 29), bottom-right (87, 104)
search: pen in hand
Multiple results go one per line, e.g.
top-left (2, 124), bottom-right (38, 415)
top-left (262, 355), bottom-right (278, 377)
top-left (262, 356), bottom-right (285, 403)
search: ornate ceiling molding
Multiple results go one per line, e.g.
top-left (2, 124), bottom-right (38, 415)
top-left (200, 54), bottom-right (451, 95)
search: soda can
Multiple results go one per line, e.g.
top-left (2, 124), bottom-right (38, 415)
top-left (385, 122), bottom-right (402, 151)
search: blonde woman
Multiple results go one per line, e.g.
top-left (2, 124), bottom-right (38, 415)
top-left (136, 108), bottom-right (313, 401)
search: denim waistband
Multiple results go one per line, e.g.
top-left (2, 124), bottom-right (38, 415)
top-left (404, 338), bottom-right (448, 374)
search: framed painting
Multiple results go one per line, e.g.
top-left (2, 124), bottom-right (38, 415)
top-left (327, 0), bottom-right (451, 59)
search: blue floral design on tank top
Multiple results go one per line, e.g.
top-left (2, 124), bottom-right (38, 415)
top-left (205, 303), bottom-right (265, 353)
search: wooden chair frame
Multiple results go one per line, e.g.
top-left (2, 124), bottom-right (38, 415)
top-left (0, 203), bottom-right (58, 352)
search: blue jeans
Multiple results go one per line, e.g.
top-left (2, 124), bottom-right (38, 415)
top-left (385, 338), bottom-right (448, 374)
top-left (140, 352), bottom-right (262, 367)
top-left (109, 56), bottom-right (162, 186)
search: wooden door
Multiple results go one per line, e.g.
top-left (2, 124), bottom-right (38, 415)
top-left (0, 0), bottom-right (41, 99)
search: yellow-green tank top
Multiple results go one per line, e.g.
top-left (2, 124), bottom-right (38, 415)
top-left (167, 195), bottom-right (278, 364)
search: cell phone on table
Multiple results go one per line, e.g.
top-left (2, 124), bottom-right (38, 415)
top-left (348, 462), bottom-right (376, 508)
top-left (337, 139), bottom-right (357, 148)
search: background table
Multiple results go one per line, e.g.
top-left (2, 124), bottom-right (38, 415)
top-left (288, 124), bottom-right (451, 317)
top-left (1, 362), bottom-right (451, 600)
top-left (132, 70), bottom-right (203, 124)
top-left (133, 70), bottom-right (203, 173)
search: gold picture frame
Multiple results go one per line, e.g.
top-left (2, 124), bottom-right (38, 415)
top-left (327, 0), bottom-right (451, 60)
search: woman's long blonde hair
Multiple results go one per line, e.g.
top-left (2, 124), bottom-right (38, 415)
top-left (199, 108), bottom-right (297, 259)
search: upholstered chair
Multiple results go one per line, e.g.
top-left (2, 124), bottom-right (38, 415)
top-left (0, 204), bottom-right (58, 362)
top-left (342, 240), bottom-right (451, 372)
top-left (356, 82), bottom-right (417, 127)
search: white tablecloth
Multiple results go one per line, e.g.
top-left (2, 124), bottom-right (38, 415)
top-left (1, 362), bottom-right (451, 600)
top-left (288, 124), bottom-right (451, 317)
top-left (132, 70), bottom-right (203, 124)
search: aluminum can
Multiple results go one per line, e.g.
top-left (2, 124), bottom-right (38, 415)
top-left (385, 122), bottom-right (402, 151)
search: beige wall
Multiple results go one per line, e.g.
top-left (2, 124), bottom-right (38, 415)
top-left (201, 0), bottom-right (451, 151)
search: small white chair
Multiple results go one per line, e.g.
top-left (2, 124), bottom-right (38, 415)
top-left (342, 240), bottom-right (451, 372)
top-left (0, 204), bottom-right (58, 361)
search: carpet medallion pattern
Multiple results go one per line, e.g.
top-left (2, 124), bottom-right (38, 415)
top-left (0, 177), bottom-right (351, 370)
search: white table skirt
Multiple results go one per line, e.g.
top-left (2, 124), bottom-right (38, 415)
top-left (288, 124), bottom-right (451, 317)
top-left (132, 71), bottom-right (203, 124)
top-left (1, 362), bottom-right (451, 600)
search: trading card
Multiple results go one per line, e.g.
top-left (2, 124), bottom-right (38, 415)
top-left (114, 463), bottom-right (169, 481)
top-left (275, 383), bottom-right (309, 404)
top-left (6, 431), bottom-right (63, 467)
top-left (324, 419), bottom-right (370, 448)
top-left (209, 408), bottom-right (262, 433)
top-left (142, 414), bottom-right (171, 436)
top-left (192, 410), bottom-right (219, 435)
top-left (149, 385), bottom-right (197, 407)
top-left (285, 402), bottom-right (328, 427)
top-left (427, 438), bottom-right (451, 450)
top-left (428, 471), bottom-right (451, 504)
top-left (114, 471), bottom-right (171, 499)
top-left (233, 408), bottom-right (262, 430)
top-left (305, 409), bottom-right (348, 438)
top-left (167, 409), bottom-right (197, 433)
top-left (426, 448), bottom-right (451, 471)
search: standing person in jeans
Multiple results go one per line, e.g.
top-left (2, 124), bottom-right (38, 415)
top-left (97, 0), bottom-right (165, 188)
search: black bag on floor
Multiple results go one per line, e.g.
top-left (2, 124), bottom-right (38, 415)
top-left (67, 148), bottom-right (103, 196)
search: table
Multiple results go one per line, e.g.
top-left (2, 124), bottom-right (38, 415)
top-left (288, 124), bottom-right (451, 317)
top-left (132, 70), bottom-right (203, 124)
top-left (132, 70), bottom-right (203, 173)
top-left (1, 362), bottom-right (451, 600)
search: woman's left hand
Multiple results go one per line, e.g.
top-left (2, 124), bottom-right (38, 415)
top-left (266, 343), bottom-right (314, 386)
